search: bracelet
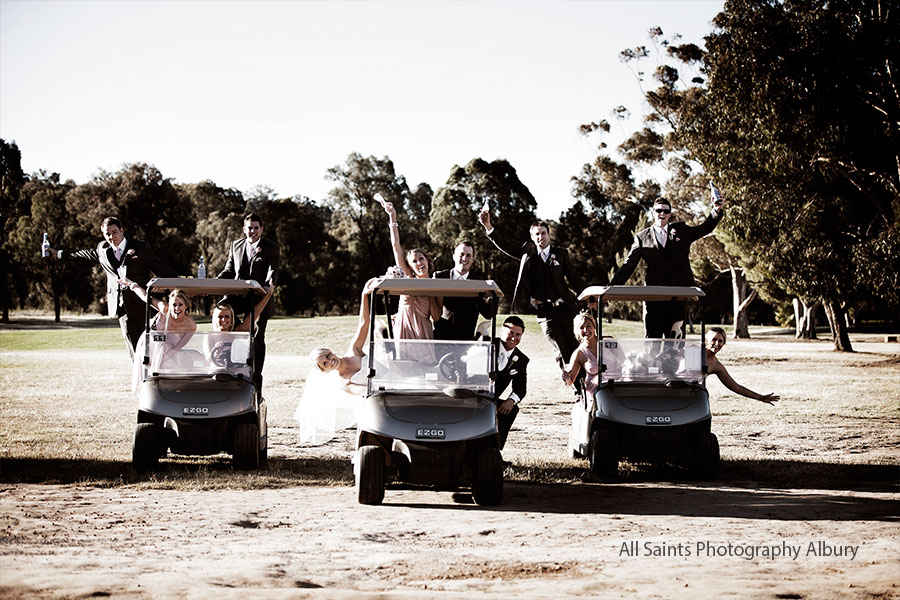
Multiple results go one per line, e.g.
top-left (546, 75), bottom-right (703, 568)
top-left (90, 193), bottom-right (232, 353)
top-left (389, 223), bottom-right (399, 228)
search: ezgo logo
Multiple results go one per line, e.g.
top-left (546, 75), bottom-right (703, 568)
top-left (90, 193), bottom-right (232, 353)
top-left (415, 428), bottom-right (445, 439)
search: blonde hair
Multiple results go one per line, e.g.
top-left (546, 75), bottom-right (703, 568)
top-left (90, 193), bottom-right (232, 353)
top-left (310, 347), bottom-right (334, 372)
top-left (168, 289), bottom-right (190, 310)
top-left (573, 312), bottom-right (597, 343)
top-left (212, 302), bottom-right (236, 331)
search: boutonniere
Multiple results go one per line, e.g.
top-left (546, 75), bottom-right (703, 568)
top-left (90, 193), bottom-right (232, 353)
top-left (511, 355), bottom-right (519, 363)
top-left (126, 249), bottom-right (136, 257)
top-left (669, 228), bottom-right (681, 243)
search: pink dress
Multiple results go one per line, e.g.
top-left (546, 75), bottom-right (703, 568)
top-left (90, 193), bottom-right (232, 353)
top-left (582, 343), bottom-right (600, 398)
top-left (394, 294), bottom-right (434, 361)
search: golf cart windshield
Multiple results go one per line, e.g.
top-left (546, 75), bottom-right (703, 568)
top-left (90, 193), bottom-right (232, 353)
top-left (368, 339), bottom-right (493, 394)
top-left (145, 331), bottom-right (252, 380)
top-left (579, 285), bottom-right (708, 385)
top-left (600, 338), bottom-right (704, 384)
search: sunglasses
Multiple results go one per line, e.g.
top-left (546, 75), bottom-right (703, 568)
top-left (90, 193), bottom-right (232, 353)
top-left (654, 208), bottom-right (671, 214)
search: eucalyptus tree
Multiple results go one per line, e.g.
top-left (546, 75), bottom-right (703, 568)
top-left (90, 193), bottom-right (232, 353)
top-left (427, 158), bottom-right (537, 302)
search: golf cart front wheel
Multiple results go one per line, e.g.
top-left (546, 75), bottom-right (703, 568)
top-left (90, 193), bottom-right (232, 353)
top-left (356, 445), bottom-right (385, 505)
top-left (472, 446), bottom-right (504, 506)
top-left (233, 423), bottom-right (260, 470)
top-left (589, 428), bottom-right (619, 478)
top-left (133, 423), bottom-right (163, 472)
top-left (694, 432), bottom-right (720, 480)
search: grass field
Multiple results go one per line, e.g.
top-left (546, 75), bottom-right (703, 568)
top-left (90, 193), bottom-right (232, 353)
top-left (1, 313), bottom-right (898, 491)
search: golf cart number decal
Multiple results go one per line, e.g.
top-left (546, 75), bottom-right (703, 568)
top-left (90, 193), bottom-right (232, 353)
top-left (183, 406), bottom-right (209, 415)
top-left (152, 333), bottom-right (166, 342)
top-left (645, 415), bottom-right (671, 425)
top-left (416, 428), bottom-right (445, 439)
top-left (604, 341), bottom-right (618, 349)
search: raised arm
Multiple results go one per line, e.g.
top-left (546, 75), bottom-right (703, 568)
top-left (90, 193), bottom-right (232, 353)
top-left (384, 202), bottom-right (413, 278)
top-left (610, 235), bottom-right (642, 286)
top-left (478, 210), bottom-right (522, 260)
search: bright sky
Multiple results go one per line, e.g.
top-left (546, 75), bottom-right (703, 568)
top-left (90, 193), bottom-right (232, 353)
top-left (1, 0), bottom-right (722, 219)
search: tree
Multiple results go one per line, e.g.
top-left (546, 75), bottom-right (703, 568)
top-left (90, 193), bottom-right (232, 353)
top-left (693, 0), bottom-right (900, 350)
top-left (10, 173), bottom-right (94, 321)
top-left (66, 163), bottom-right (196, 278)
top-left (325, 153), bottom-right (421, 292)
top-left (0, 139), bottom-right (28, 321)
top-left (176, 180), bottom-right (245, 278)
top-left (255, 196), bottom-right (350, 315)
top-left (427, 158), bottom-right (537, 303)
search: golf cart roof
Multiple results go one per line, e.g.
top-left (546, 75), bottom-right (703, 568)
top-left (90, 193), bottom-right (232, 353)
top-left (578, 285), bottom-right (705, 302)
top-left (370, 278), bottom-right (503, 298)
top-left (146, 278), bottom-right (266, 296)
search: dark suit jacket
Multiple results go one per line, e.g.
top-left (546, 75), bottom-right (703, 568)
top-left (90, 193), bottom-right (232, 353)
top-left (431, 268), bottom-right (495, 340)
top-left (485, 230), bottom-right (584, 314)
top-left (610, 210), bottom-right (723, 287)
top-left (64, 239), bottom-right (176, 319)
top-left (217, 237), bottom-right (279, 317)
top-left (493, 338), bottom-right (529, 402)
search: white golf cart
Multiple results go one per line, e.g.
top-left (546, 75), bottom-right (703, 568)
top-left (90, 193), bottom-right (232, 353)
top-left (353, 278), bottom-right (505, 505)
top-left (570, 285), bottom-right (720, 479)
top-left (132, 278), bottom-right (268, 471)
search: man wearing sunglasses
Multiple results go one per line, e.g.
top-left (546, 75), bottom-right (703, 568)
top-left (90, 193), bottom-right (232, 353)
top-left (610, 195), bottom-right (724, 338)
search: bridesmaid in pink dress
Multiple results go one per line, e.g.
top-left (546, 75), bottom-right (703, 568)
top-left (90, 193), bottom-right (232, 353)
top-left (382, 201), bottom-right (441, 358)
top-left (561, 312), bottom-right (600, 398)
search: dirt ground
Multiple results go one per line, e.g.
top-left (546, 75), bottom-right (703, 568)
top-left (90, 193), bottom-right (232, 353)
top-left (1, 331), bottom-right (898, 598)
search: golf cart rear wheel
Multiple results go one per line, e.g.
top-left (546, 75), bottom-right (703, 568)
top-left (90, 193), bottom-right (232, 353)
top-left (589, 428), bottom-right (619, 478)
top-left (356, 445), bottom-right (385, 505)
top-left (694, 432), bottom-right (720, 480)
top-left (233, 423), bottom-right (260, 470)
top-left (472, 446), bottom-right (504, 506)
top-left (133, 423), bottom-right (163, 472)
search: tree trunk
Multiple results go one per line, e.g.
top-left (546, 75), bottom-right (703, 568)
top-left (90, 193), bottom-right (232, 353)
top-left (793, 297), bottom-right (819, 339)
top-left (823, 302), bottom-right (854, 352)
top-left (54, 294), bottom-right (61, 323)
top-left (731, 266), bottom-right (755, 339)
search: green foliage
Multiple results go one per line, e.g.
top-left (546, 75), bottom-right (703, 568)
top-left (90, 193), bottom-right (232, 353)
top-left (428, 158), bottom-right (537, 295)
top-left (697, 0), bottom-right (899, 315)
top-left (325, 153), bottom-right (425, 292)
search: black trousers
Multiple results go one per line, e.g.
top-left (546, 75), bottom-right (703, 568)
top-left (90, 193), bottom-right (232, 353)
top-left (643, 300), bottom-right (686, 339)
top-left (119, 312), bottom-right (143, 359)
top-left (495, 401), bottom-right (519, 450)
top-left (253, 316), bottom-right (269, 394)
top-left (538, 306), bottom-right (579, 369)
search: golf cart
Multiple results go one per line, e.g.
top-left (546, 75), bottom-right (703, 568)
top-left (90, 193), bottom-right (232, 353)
top-left (353, 278), bottom-right (504, 505)
top-left (132, 278), bottom-right (268, 471)
top-left (569, 285), bottom-right (719, 479)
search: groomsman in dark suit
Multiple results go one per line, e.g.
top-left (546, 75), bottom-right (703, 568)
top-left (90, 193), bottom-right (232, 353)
top-left (479, 211), bottom-right (584, 371)
top-left (46, 217), bottom-right (177, 357)
top-left (492, 315), bottom-right (529, 450)
top-left (610, 195), bottom-right (724, 338)
top-left (432, 241), bottom-right (495, 340)
top-left (217, 212), bottom-right (279, 392)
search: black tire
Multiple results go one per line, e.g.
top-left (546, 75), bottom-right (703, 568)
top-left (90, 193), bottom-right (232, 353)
top-left (233, 423), bottom-right (260, 470)
top-left (694, 432), bottom-right (720, 480)
top-left (589, 428), bottom-right (619, 478)
top-left (133, 423), bottom-right (162, 472)
top-left (356, 445), bottom-right (385, 505)
top-left (472, 446), bottom-right (504, 506)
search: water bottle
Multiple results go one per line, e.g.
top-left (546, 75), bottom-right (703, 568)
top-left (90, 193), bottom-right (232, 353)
top-left (41, 233), bottom-right (50, 257)
top-left (197, 256), bottom-right (206, 279)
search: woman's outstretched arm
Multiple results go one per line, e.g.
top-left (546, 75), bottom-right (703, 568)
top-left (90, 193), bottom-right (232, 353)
top-left (708, 355), bottom-right (779, 404)
top-left (383, 202), bottom-right (413, 278)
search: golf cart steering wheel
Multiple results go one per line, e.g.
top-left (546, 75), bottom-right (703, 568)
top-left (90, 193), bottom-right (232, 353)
top-left (437, 352), bottom-right (464, 383)
top-left (209, 341), bottom-right (233, 369)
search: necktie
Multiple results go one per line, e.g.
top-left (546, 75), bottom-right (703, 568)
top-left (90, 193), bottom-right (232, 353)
top-left (657, 228), bottom-right (667, 247)
top-left (114, 247), bottom-right (123, 261)
top-left (498, 349), bottom-right (508, 371)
